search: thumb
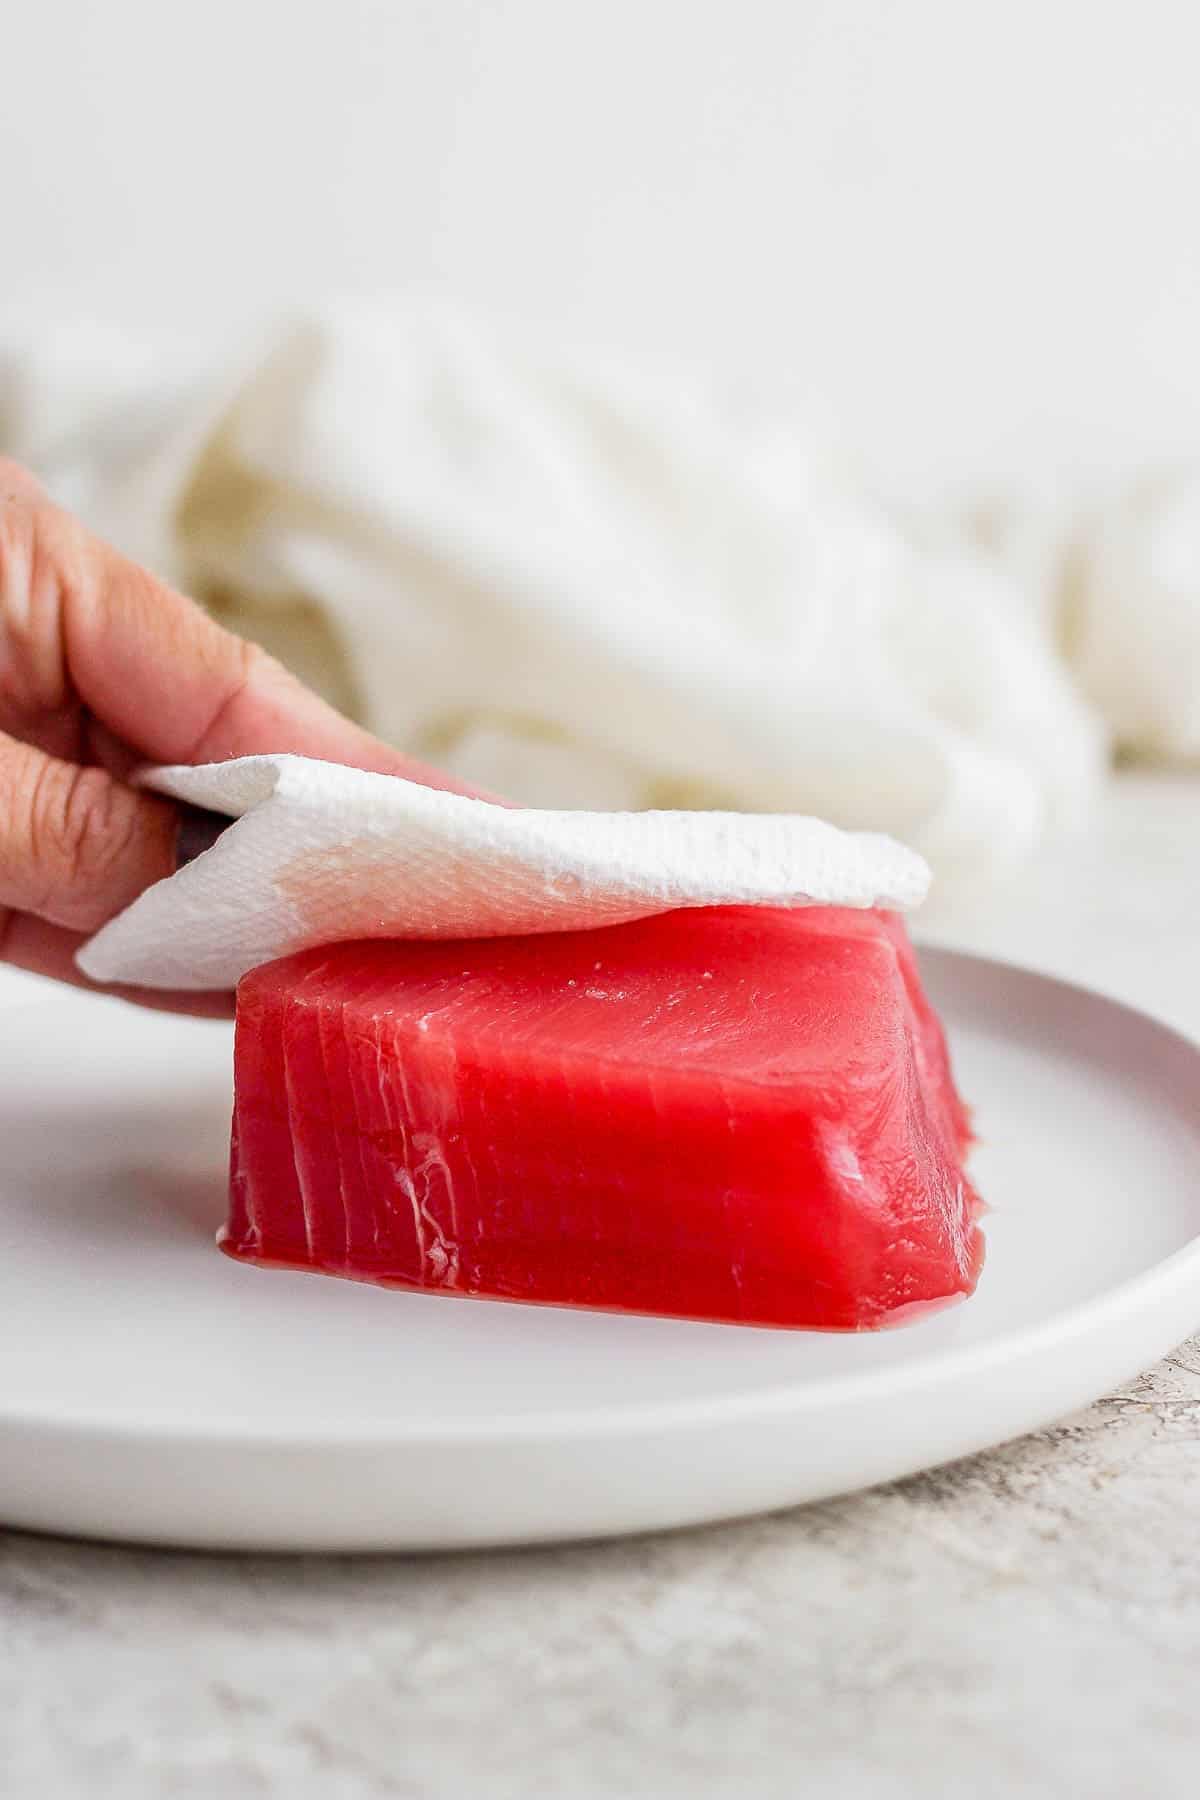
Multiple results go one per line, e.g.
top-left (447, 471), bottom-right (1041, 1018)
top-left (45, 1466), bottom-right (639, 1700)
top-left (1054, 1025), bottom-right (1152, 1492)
top-left (0, 730), bottom-right (177, 933)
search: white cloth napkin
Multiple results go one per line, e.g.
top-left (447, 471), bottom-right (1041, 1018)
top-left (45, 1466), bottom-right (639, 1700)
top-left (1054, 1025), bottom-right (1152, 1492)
top-left (76, 755), bottom-right (929, 991)
top-left (5, 302), bottom-right (1198, 895)
top-left (0, 303), bottom-right (1114, 893)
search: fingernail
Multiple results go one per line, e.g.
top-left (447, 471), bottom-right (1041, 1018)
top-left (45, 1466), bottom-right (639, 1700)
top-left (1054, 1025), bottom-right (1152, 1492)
top-left (176, 803), bottom-right (230, 869)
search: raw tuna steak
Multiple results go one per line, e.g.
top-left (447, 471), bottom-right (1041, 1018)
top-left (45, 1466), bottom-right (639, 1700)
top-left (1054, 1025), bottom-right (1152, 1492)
top-left (225, 907), bottom-right (983, 1329)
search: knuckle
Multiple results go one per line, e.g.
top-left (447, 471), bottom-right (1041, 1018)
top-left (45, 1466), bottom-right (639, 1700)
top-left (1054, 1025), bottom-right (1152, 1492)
top-left (29, 761), bottom-right (131, 897)
top-left (0, 493), bottom-right (77, 715)
top-left (0, 490), bottom-right (38, 612)
top-left (184, 633), bottom-right (278, 762)
top-left (0, 490), bottom-right (62, 577)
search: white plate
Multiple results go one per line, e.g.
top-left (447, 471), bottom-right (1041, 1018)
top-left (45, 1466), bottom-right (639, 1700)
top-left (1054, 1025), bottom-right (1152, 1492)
top-left (1, 950), bottom-right (1198, 1551)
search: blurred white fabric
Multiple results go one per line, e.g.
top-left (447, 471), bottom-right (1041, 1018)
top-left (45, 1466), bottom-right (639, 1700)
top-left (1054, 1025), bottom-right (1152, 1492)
top-left (2, 303), bottom-right (1192, 889)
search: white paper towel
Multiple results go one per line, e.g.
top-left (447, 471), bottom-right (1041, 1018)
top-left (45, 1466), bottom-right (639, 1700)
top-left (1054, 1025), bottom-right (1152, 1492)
top-left (76, 755), bottom-right (929, 991)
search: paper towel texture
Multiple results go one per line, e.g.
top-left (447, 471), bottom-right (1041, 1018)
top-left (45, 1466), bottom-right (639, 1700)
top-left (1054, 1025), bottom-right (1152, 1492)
top-left (76, 756), bottom-right (929, 991)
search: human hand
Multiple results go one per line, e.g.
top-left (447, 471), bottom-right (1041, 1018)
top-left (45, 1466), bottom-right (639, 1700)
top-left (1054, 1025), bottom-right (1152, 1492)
top-left (0, 459), bottom-right (473, 1010)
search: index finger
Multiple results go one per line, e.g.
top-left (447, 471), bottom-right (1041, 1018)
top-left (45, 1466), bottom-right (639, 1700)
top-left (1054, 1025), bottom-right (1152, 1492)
top-left (8, 488), bottom-right (489, 795)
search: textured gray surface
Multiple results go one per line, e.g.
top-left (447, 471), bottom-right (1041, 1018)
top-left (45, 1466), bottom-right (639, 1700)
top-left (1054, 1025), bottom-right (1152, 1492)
top-left (4, 1348), bottom-right (1200, 1799)
top-left (2, 773), bottom-right (1199, 1798)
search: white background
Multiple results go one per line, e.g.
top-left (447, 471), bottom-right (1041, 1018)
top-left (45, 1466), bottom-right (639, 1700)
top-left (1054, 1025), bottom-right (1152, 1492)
top-left (4, 0), bottom-right (1200, 497)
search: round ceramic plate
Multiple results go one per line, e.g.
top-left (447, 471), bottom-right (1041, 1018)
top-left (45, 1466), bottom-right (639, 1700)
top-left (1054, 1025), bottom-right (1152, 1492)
top-left (1, 949), bottom-right (1198, 1551)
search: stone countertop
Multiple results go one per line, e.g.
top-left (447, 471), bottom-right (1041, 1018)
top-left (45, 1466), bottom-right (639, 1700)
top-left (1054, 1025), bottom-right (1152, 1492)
top-left (3, 772), bottom-right (1199, 1800)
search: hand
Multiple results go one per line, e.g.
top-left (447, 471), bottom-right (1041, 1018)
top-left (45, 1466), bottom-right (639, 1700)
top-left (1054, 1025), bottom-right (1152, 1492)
top-left (0, 459), bottom-right (471, 1010)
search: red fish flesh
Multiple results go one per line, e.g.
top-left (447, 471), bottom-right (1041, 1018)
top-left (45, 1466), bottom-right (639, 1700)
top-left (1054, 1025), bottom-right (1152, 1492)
top-left (224, 906), bottom-right (983, 1329)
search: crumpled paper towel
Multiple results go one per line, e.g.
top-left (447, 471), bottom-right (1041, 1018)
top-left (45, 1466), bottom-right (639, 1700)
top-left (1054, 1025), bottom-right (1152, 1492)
top-left (76, 754), bottom-right (929, 991)
top-left (0, 304), bottom-right (1112, 890)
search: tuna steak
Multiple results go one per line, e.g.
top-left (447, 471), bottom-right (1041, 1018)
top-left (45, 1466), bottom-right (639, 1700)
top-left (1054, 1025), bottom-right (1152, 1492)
top-left (224, 906), bottom-right (983, 1329)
